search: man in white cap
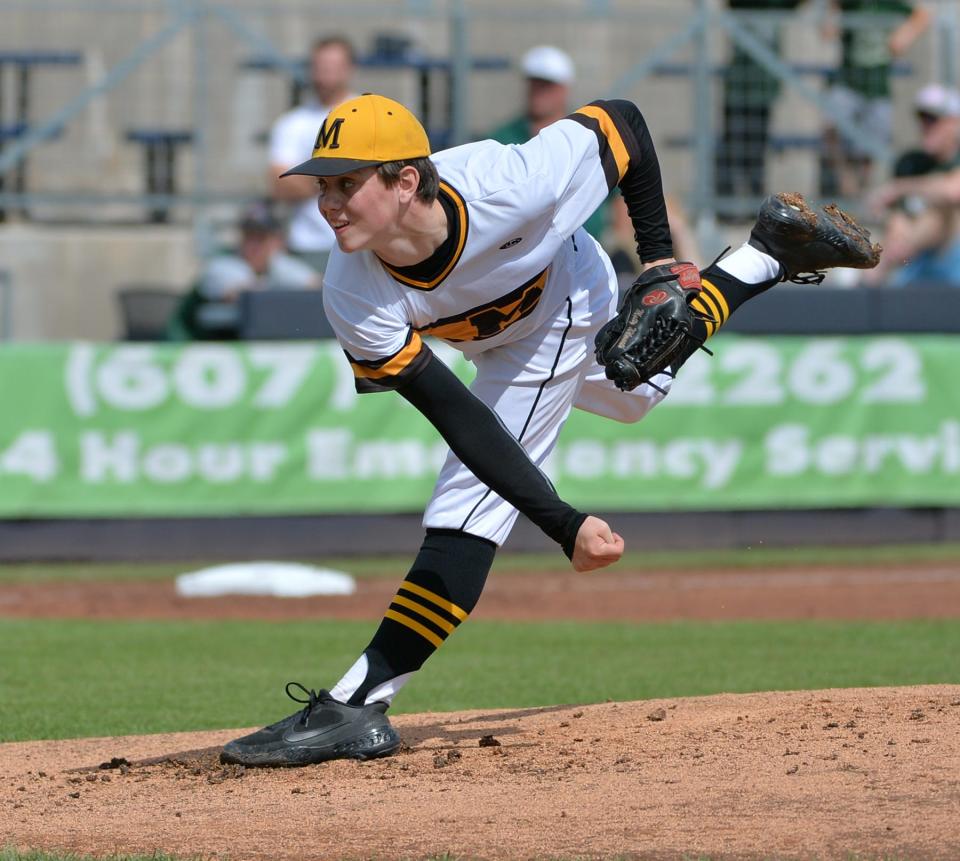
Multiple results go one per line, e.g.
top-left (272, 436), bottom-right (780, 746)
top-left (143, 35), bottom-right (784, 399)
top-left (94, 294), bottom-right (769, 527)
top-left (863, 83), bottom-right (960, 285)
top-left (491, 45), bottom-right (575, 142)
top-left (893, 84), bottom-right (960, 178)
top-left (491, 46), bottom-right (610, 241)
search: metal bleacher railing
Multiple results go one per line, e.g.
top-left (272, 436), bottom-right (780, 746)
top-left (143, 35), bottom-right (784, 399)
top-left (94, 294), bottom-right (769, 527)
top-left (0, 0), bottom-right (957, 239)
top-left (0, 50), bottom-right (81, 220)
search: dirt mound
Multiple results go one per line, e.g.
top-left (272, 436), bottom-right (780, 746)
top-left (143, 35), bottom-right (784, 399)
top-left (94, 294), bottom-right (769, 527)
top-left (3, 686), bottom-right (959, 860)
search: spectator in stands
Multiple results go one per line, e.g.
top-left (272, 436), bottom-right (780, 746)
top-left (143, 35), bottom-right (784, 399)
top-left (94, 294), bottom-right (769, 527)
top-left (871, 83), bottom-right (960, 203)
top-left (715, 0), bottom-right (803, 201)
top-left (487, 45), bottom-right (697, 276)
top-left (490, 45), bottom-right (575, 142)
top-left (820, 0), bottom-right (931, 198)
top-left (491, 45), bottom-right (653, 272)
top-left (169, 201), bottom-right (320, 340)
top-left (875, 197), bottom-right (960, 287)
top-left (268, 35), bottom-right (358, 274)
top-left (489, 46), bottom-right (605, 243)
top-left (861, 83), bottom-right (960, 286)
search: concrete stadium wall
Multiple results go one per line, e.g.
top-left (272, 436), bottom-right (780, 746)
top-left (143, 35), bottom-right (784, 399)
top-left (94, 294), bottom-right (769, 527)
top-left (0, 224), bottom-right (196, 340)
top-left (3, 1), bottom-right (939, 197)
top-left (0, 1), bottom-right (945, 338)
top-left (1, 509), bottom-right (958, 562)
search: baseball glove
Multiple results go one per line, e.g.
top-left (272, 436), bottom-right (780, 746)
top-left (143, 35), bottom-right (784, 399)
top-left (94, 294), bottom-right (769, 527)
top-left (594, 261), bottom-right (712, 393)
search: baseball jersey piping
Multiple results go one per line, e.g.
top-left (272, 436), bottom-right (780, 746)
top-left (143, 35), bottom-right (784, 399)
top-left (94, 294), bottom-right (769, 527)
top-left (458, 296), bottom-right (574, 534)
top-left (377, 181), bottom-right (469, 290)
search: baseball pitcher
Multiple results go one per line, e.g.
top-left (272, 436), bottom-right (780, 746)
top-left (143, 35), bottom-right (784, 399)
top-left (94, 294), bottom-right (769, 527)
top-left (222, 93), bottom-right (879, 766)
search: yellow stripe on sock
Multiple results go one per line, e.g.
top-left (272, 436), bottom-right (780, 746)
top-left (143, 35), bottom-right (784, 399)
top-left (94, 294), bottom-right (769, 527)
top-left (701, 279), bottom-right (730, 323)
top-left (696, 290), bottom-right (724, 327)
top-left (391, 594), bottom-right (458, 635)
top-left (690, 297), bottom-right (717, 337)
top-left (399, 580), bottom-right (469, 622)
top-left (384, 608), bottom-right (444, 648)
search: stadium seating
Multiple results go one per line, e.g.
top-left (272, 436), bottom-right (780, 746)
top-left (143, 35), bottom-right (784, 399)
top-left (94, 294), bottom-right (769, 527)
top-left (116, 285), bottom-right (183, 340)
top-left (125, 129), bottom-right (194, 223)
top-left (238, 289), bottom-right (336, 340)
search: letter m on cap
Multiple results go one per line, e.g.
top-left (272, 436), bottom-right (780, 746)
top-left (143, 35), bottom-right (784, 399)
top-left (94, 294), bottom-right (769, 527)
top-left (314, 117), bottom-right (345, 151)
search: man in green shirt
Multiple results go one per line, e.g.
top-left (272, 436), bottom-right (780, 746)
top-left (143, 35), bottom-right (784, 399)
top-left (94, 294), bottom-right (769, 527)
top-left (489, 45), bottom-right (608, 242)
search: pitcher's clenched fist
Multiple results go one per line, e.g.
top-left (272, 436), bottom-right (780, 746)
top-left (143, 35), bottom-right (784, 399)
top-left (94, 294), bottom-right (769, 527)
top-left (571, 515), bottom-right (625, 573)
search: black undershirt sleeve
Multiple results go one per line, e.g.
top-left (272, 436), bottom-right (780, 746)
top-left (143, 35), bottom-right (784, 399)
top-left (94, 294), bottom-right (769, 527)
top-left (604, 98), bottom-right (674, 264)
top-left (397, 352), bottom-right (587, 558)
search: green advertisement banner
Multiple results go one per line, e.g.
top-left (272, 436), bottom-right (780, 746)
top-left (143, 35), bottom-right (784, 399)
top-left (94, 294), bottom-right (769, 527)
top-left (0, 336), bottom-right (957, 516)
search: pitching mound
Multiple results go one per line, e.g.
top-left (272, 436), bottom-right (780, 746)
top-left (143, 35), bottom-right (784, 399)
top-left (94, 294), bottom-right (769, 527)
top-left (3, 685), bottom-right (959, 861)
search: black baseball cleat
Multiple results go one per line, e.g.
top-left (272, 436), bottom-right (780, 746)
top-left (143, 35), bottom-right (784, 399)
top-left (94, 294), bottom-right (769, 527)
top-left (220, 682), bottom-right (402, 767)
top-left (748, 192), bottom-right (882, 284)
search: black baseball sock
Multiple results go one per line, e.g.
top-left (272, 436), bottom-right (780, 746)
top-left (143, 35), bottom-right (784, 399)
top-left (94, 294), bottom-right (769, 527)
top-left (329, 528), bottom-right (496, 707)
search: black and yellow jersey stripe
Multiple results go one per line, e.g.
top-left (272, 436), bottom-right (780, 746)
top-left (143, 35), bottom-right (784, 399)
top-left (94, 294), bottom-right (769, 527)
top-left (567, 101), bottom-right (641, 191)
top-left (378, 181), bottom-right (469, 290)
top-left (416, 267), bottom-right (549, 343)
top-left (566, 99), bottom-right (674, 263)
top-left (345, 329), bottom-right (432, 393)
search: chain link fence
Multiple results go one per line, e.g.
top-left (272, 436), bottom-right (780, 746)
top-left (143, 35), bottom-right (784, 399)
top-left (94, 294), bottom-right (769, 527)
top-left (0, 1), bottom-right (954, 220)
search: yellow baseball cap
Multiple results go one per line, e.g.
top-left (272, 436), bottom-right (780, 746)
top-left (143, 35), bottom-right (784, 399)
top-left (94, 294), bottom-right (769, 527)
top-left (281, 93), bottom-right (431, 178)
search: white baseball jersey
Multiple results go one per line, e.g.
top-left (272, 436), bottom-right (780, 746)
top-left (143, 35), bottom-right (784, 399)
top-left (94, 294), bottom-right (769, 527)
top-left (322, 104), bottom-right (638, 390)
top-left (323, 103), bottom-right (673, 546)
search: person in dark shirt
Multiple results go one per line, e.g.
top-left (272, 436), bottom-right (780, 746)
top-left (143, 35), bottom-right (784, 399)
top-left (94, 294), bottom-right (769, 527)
top-left (489, 45), bottom-right (608, 242)
top-left (168, 201), bottom-right (319, 340)
top-left (862, 83), bottom-right (960, 286)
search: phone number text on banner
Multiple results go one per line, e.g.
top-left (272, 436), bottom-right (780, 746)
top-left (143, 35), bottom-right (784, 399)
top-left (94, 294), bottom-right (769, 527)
top-left (0, 336), bottom-right (956, 516)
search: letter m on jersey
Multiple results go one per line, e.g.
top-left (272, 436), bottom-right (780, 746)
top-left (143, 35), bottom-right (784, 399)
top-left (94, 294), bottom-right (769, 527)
top-left (314, 117), bottom-right (345, 151)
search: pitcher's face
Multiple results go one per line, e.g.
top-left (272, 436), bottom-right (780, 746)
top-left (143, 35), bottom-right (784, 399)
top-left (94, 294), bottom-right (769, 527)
top-left (316, 167), bottom-right (399, 253)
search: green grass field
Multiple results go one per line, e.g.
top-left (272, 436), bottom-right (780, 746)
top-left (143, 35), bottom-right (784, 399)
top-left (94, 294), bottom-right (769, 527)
top-left (3, 544), bottom-right (960, 744)
top-left (2, 616), bottom-right (958, 742)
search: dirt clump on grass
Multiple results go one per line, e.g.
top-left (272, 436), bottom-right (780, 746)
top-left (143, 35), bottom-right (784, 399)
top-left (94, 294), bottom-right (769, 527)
top-left (2, 685), bottom-right (959, 860)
